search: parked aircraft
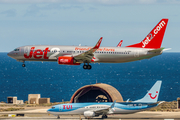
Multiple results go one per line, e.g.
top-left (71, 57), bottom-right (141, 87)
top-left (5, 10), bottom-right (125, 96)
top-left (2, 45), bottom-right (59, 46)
top-left (47, 81), bottom-right (162, 119)
top-left (7, 19), bottom-right (168, 69)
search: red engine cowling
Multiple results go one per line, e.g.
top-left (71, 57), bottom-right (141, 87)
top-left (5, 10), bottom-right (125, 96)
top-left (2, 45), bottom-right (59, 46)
top-left (57, 56), bottom-right (80, 65)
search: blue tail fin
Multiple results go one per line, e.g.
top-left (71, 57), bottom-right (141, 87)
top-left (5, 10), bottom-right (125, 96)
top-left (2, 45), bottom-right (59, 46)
top-left (133, 81), bottom-right (162, 103)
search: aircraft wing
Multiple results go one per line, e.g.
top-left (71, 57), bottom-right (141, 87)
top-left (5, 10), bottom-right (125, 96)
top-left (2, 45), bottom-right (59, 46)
top-left (73, 37), bottom-right (103, 63)
top-left (93, 108), bottom-right (109, 114)
top-left (92, 101), bottom-right (116, 115)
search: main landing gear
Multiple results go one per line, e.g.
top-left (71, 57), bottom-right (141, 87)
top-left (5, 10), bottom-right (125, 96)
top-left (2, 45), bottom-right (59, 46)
top-left (102, 114), bottom-right (108, 119)
top-left (83, 63), bottom-right (92, 70)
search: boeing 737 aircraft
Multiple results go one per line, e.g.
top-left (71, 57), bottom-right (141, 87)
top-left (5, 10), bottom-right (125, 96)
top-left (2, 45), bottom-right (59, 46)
top-left (47, 81), bottom-right (162, 119)
top-left (8, 19), bottom-right (168, 69)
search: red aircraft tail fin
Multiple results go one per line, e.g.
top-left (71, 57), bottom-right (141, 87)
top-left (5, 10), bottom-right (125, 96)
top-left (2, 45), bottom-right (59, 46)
top-left (126, 19), bottom-right (168, 49)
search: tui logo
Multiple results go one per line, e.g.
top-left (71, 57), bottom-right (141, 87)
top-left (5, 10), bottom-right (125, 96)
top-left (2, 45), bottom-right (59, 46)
top-left (148, 91), bottom-right (158, 99)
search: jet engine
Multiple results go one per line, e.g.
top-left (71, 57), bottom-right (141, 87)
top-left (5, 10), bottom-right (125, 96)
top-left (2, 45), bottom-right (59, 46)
top-left (84, 111), bottom-right (95, 117)
top-left (57, 56), bottom-right (80, 65)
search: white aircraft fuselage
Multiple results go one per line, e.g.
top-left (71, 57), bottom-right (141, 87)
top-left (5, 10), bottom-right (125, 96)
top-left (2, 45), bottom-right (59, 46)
top-left (7, 45), bottom-right (161, 63)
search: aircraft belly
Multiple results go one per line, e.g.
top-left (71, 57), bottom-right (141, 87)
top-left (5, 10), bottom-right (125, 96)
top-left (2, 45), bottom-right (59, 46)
top-left (95, 54), bottom-right (136, 63)
top-left (94, 52), bottom-right (161, 63)
top-left (114, 108), bottom-right (141, 114)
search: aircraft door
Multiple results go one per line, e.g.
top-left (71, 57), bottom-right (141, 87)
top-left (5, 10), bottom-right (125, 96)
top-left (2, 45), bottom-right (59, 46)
top-left (134, 50), bottom-right (139, 57)
top-left (24, 47), bottom-right (29, 55)
top-left (59, 105), bottom-right (62, 111)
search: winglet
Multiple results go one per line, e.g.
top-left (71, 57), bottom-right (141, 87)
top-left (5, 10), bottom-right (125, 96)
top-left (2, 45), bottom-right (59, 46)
top-left (117, 40), bottom-right (123, 47)
top-left (111, 100), bottom-right (116, 108)
top-left (93, 37), bottom-right (103, 49)
top-left (108, 100), bottom-right (116, 113)
top-left (126, 98), bottom-right (130, 102)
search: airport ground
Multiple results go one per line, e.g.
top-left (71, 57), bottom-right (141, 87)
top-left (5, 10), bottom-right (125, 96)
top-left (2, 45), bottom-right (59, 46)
top-left (1, 106), bottom-right (180, 120)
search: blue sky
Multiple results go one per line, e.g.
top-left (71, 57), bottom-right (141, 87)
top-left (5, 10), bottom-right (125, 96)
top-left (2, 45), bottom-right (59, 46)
top-left (1, 0), bottom-right (180, 52)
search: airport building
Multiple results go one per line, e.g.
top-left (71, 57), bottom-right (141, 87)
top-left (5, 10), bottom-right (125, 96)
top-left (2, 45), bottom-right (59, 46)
top-left (70, 83), bottom-right (123, 103)
top-left (7, 97), bottom-right (23, 104)
top-left (28, 94), bottom-right (50, 104)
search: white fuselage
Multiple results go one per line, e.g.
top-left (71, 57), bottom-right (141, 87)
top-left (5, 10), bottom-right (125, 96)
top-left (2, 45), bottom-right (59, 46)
top-left (7, 45), bottom-right (162, 63)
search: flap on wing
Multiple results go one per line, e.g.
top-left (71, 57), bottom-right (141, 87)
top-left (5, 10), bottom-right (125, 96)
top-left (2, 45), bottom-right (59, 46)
top-left (93, 108), bottom-right (109, 114)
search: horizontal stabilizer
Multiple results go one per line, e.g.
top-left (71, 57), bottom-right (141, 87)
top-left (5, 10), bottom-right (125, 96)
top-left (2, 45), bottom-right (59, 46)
top-left (148, 48), bottom-right (164, 53)
top-left (163, 48), bottom-right (171, 51)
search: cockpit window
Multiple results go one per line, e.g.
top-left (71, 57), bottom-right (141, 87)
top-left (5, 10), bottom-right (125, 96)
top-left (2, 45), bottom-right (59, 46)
top-left (14, 49), bottom-right (19, 51)
top-left (52, 107), bottom-right (55, 109)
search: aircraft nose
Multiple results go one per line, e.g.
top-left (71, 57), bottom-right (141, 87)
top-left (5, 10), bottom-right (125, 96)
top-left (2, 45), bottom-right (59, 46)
top-left (47, 109), bottom-right (52, 113)
top-left (7, 52), bottom-right (12, 57)
top-left (7, 51), bottom-right (15, 59)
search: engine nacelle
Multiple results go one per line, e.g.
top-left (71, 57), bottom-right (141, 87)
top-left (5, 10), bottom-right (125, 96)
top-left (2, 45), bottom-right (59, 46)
top-left (84, 111), bottom-right (95, 118)
top-left (57, 56), bottom-right (80, 65)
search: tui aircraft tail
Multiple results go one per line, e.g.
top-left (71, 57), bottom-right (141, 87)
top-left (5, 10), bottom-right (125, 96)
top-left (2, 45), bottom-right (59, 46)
top-left (133, 81), bottom-right (162, 103)
top-left (126, 19), bottom-right (168, 49)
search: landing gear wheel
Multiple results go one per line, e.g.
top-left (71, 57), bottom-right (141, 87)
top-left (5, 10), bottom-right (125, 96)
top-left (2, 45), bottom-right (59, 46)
top-left (22, 64), bottom-right (25, 67)
top-left (83, 64), bottom-right (92, 70)
top-left (102, 115), bottom-right (107, 119)
top-left (57, 115), bottom-right (60, 119)
top-left (87, 65), bottom-right (91, 70)
top-left (83, 65), bottom-right (87, 69)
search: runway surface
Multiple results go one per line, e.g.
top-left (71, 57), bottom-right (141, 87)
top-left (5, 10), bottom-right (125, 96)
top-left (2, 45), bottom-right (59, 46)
top-left (0, 108), bottom-right (180, 120)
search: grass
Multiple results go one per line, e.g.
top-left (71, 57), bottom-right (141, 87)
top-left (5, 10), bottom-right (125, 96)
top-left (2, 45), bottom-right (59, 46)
top-left (0, 107), bottom-right (24, 112)
top-left (148, 101), bottom-right (178, 111)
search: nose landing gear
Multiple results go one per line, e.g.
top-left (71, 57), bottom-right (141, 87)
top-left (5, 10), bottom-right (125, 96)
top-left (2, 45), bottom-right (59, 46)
top-left (22, 61), bottom-right (25, 67)
top-left (22, 64), bottom-right (25, 67)
top-left (102, 114), bottom-right (108, 119)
